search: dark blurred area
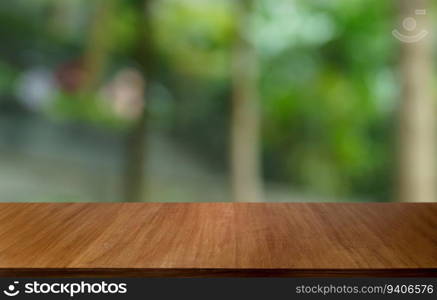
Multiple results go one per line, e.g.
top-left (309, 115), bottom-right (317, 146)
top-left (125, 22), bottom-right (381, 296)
top-left (0, 0), bottom-right (436, 202)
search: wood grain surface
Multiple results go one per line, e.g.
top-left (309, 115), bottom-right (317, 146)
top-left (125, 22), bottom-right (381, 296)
top-left (0, 203), bottom-right (436, 277)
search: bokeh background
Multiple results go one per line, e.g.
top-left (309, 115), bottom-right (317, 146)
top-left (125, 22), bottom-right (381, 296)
top-left (1, 0), bottom-right (436, 203)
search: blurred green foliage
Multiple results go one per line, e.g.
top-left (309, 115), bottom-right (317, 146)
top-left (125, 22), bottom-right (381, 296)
top-left (0, 0), bottom-right (411, 201)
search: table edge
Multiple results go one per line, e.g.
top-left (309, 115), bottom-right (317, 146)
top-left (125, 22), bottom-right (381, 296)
top-left (1, 268), bottom-right (436, 278)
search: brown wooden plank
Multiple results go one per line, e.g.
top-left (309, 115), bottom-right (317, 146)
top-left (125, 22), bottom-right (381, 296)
top-left (0, 203), bottom-right (436, 277)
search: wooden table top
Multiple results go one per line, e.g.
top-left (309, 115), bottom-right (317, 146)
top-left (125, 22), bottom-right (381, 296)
top-left (0, 203), bottom-right (436, 277)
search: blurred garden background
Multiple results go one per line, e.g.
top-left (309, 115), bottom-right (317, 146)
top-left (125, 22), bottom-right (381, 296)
top-left (0, 0), bottom-right (436, 203)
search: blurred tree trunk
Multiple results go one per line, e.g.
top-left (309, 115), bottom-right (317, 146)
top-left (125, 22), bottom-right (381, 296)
top-left (124, 111), bottom-right (148, 202)
top-left (230, 0), bottom-right (263, 202)
top-left (123, 0), bottom-right (155, 202)
top-left (397, 0), bottom-right (436, 202)
top-left (81, 0), bottom-right (115, 94)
